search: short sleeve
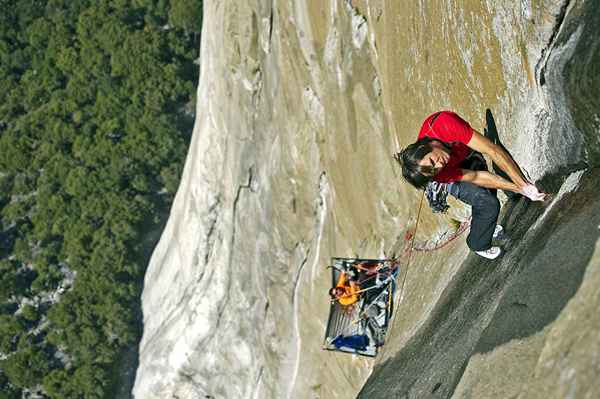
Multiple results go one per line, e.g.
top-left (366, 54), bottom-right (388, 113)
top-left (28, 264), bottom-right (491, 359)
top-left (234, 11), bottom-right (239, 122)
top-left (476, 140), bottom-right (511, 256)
top-left (433, 112), bottom-right (474, 144)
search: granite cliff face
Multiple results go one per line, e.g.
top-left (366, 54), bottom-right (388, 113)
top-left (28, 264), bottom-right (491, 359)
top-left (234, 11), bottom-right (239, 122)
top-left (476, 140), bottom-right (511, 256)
top-left (134, 1), bottom-right (600, 398)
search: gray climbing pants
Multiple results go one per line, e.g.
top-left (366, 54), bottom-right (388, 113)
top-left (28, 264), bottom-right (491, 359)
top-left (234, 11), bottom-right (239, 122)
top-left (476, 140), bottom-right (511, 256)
top-left (447, 182), bottom-right (500, 251)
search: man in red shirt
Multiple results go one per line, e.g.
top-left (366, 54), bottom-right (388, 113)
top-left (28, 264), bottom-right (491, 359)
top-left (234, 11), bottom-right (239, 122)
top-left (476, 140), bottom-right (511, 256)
top-left (395, 111), bottom-right (546, 259)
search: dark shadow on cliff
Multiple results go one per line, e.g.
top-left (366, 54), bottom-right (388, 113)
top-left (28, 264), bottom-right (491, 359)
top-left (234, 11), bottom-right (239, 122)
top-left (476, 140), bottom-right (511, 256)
top-left (357, 197), bottom-right (545, 398)
top-left (473, 111), bottom-right (597, 354)
top-left (474, 170), bottom-right (599, 354)
top-left (108, 216), bottom-right (169, 399)
top-left (358, 169), bottom-right (600, 398)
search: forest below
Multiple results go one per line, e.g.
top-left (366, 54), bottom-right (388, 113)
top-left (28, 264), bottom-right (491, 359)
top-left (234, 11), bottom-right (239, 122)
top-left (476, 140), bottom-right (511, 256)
top-left (0, 0), bottom-right (201, 397)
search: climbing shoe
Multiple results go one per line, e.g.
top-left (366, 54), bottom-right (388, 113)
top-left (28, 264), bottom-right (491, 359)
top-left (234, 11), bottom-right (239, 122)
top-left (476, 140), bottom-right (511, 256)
top-left (475, 246), bottom-right (502, 259)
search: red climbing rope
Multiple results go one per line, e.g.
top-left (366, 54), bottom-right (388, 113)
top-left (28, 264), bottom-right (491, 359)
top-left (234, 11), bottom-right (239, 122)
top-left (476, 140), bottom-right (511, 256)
top-left (411, 219), bottom-right (471, 252)
top-left (380, 194), bottom-right (471, 358)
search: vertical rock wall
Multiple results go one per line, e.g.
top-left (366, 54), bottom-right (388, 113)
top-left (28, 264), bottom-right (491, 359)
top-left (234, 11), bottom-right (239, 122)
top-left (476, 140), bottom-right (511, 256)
top-left (134, 1), bottom-right (600, 398)
top-left (134, 1), bottom-right (389, 397)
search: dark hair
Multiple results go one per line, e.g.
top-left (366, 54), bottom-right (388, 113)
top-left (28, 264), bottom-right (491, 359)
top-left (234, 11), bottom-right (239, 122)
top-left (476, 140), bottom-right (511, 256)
top-left (329, 287), bottom-right (341, 299)
top-left (393, 137), bottom-right (448, 189)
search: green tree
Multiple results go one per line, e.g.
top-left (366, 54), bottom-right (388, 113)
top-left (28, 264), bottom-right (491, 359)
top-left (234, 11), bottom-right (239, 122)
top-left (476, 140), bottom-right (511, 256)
top-left (0, 0), bottom-right (200, 396)
top-left (43, 369), bottom-right (74, 399)
top-left (20, 304), bottom-right (39, 323)
top-left (1, 341), bottom-right (50, 388)
top-left (0, 316), bottom-right (25, 353)
top-left (0, 370), bottom-right (21, 399)
top-left (0, 261), bottom-right (19, 302)
top-left (169, 0), bottom-right (203, 33)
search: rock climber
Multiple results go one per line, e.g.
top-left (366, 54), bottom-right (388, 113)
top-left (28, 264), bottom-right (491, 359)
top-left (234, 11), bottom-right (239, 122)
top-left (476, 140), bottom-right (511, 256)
top-left (394, 110), bottom-right (546, 259)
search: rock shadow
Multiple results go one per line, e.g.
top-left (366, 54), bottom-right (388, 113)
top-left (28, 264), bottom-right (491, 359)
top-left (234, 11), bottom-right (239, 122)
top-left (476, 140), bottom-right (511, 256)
top-left (474, 169), bottom-right (600, 354)
top-left (358, 170), bottom-right (600, 398)
top-left (358, 199), bottom-right (544, 398)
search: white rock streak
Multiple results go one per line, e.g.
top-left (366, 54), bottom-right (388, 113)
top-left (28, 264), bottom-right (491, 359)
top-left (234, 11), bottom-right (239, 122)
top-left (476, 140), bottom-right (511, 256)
top-left (287, 245), bottom-right (309, 399)
top-left (288, 173), bottom-right (329, 399)
top-left (311, 174), bottom-right (330, 285)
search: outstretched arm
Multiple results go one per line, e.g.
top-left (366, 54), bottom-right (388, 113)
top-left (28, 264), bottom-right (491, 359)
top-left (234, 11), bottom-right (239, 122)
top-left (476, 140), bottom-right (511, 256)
top-left (460, 170), bottom-right (520, 192)
top-left (466, 130), bottom-right (546, 200)
top-left (466, 130), bottom-right (529, 189)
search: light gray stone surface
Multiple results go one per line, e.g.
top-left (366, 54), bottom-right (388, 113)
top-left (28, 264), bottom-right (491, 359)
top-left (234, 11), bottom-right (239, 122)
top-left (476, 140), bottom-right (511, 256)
top-left (134, 1), bottom-right (600, 398)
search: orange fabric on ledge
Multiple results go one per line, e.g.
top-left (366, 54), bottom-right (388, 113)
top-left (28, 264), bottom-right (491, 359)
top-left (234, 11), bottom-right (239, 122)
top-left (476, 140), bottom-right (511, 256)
top-left (335, 272), bottom-right (359, 306)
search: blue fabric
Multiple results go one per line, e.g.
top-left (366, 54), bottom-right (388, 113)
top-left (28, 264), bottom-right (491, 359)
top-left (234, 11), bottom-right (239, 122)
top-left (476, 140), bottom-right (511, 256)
top-left (332, 334), bottom-right (369, 351)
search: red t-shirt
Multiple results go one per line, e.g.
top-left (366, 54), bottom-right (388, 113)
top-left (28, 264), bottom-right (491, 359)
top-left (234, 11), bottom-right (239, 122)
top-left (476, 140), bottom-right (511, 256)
top-left (417, 111), bottom-right (474, 183)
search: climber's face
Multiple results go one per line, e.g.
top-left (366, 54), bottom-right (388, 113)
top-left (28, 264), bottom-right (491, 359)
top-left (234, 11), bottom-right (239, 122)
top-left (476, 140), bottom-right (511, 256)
top-left (418, 141), bottom-right (450, 174)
